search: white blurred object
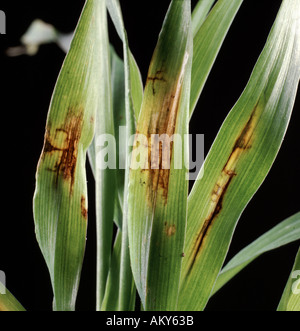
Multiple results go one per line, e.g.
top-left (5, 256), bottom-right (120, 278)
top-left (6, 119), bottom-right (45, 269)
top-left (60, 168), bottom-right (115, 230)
top-left (56, 32), bottom-right (73, 53)
top-left (6, 19), bottom-right (72, 56)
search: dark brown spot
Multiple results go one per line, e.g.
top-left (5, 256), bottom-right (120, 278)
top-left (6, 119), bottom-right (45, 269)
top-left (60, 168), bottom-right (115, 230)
top-left (187, 174), bottom-right (234, 274)
top-left (164, 223), bottom-right (176, 237)
top-left (42, 107), bottom-right (84, 194)
top-left (146, 69), bottom-right (167, 95)
top-left (144, 91), bottom-right (180, 206)
top-left (42, 125), bottom-right (64, 156)
top-left (132, 59), bottom-right (188, 207)
top-left (81, 195), bottom-right (88, 220)
top-left (186, 101), bottom-right (261, 275)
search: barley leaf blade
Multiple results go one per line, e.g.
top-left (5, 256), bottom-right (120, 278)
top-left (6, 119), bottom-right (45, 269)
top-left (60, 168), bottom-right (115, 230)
top-left (111, 47), bottom-right (126, 202)
top-left (33, 0), bottom-right (105, 311)
top-left (106, 0), bottom-right (143, 123)
top-left (91, 0), bottom-right (116, 311)
top-left (277, 247), bottom-right (300, 311)
top-left (101, 230), bottom-right (122, 311)
top-left (0, 287), bottom-right (26, 311)
top-left (106, 0), bottom-right (143, 311)
top-left (87, 46), bottom-right (125, 230)
top-left (127, 0), bottom-right (192, 310)
top-left (190, 0), bottom-right (244, 117)
top-left (212, 212), bottom-right (300, 295)
top-left (191, 0), bottom-right (215, 37)
top-left (179, 0), bottom-right (300, 311)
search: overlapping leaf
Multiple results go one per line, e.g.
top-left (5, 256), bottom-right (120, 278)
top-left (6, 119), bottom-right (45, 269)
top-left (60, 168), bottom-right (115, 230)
top-left (33, 0), bottom-right (106, 311)
top-left (127, 0), bottom-right (192, 310)
top-left (179, 0), bottom-right (300, 311)
top-left (106, 0), bottom-right (145, 311)
top-left (212, 212), bottom-right (300, 295)
top-left (190, 0), bottom-right (244, 117)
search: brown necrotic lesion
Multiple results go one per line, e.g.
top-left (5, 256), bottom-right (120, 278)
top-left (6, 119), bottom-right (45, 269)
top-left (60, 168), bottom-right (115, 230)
top-left (187, 101), bottom-right (261, 275)
top-left (81, 195), bottom-right (88, 220)
top-left (41, 107), bottom-right (84, 194)
top-left (140, 69), bottom-right (185, 207)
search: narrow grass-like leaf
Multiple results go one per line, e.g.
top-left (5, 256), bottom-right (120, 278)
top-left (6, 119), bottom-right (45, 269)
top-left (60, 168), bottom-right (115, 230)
top-left (101, 230), bottom-right (122, 311)
top-left (0, 287), bottom-right (26, 311)
top-left (87, 46), bottom-right (125, 230)
top-left (110, 46), bottom-right (126, 229)
top-left (33, 0), bottom-right (105, 311)
top-left (106, 0), bottom-right (143, 124)
top-left (277, 247), bottom-right (300, 311)
top-left (190, 0), bottom-right (244, 117)
top-left (179, 0), bottom-right (300, 311)
top-left (212, 212), bottom-right (300, 295)
top-left (101, 230), bottom-right (136, 311)
top-left (89, 0), bottom-right (116, 311)
top-left (191, 0), bottom-right (215, 37)
top-left (106, 0), bottom-right (144, 311)
top-left (127, 0), bottom-right (192, 310)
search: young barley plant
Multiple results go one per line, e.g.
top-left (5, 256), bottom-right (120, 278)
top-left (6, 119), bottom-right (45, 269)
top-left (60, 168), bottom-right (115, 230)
top-left (0, 0), bottom-right (299, 311)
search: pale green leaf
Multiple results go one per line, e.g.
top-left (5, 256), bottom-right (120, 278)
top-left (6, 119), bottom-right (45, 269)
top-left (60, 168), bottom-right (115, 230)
top-left (90, 0), bottom-right (116, 310)
top-left (191, 0), bottom-right (215, 37)
top-left (33, 0), bottom-right (106, 311)
top-left (212, 212), bottom-right (300, 295)
top-left (190, 0), bottom-right (244, 117)
top-left (101, 230), bottom-right (122, 311)
top-left (106, 0), bottom-right (144, 311)
top-left (179, 0), bottom-right (300, 311)
top-left (127, 0), bottom-right (192, 310)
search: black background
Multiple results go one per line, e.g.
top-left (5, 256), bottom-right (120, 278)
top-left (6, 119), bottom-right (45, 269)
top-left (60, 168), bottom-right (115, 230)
top-left (0, 0), bottom-right (299, 312)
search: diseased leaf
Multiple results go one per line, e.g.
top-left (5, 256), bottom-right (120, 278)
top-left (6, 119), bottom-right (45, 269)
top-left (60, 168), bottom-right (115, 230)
top-left (127, 0), bottom-right (192, 310)
top-left (33, 0), bottom-right (106, 311)
top-left (179, 0), bottom-right (300, 311)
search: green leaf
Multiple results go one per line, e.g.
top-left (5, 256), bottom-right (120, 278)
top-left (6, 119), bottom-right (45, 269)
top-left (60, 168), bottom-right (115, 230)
top-left (88, 0), bottom-right (116, 311)
top-left (87, 46), bottom-right (125, 230)
top-left (101, 228), bottom-right (136, 311)
top-left (179, 0), bottom-right (300, 311)
top-left (0, 286), bottom-right (26, 311)
top-left (212, 212), bottom-right (300, 295)
top-left (110, 46), bottom-right (126, 228)
top-left (106, 0), bottom-right (143, 124)
top-left (106, 0), bottom-right (143, 311)
top-left (191, 0), bottom-right (215, 37)
top-left (127, 0), bottom-right (192, 310)
top-left (101, 230), bottom-right (122, 311)
top-left (190, 0), bottom-right (244, 117)
top-left (277, 247), bottom-right (300, 311)
top-left (33, 0), bottom-right (106, 311)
